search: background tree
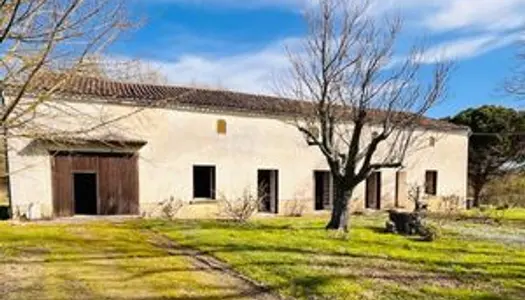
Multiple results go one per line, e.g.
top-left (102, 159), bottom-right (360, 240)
top-left (281, 0), bottom-right (450, 232)
top-left (483, 172), bottom-right (525, 208)
top-left (447, 105), bottom-right (525, 207)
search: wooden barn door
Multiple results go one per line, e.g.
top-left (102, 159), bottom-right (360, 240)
top-left (52, 155), bottom-right (74, 217)
top-left (51, 152), bottom-right (139, 217)
top-left (98, 154), bottom-right (139, 215)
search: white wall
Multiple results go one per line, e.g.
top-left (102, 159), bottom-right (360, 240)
top-left (6, 98), bottom-right (469, 218)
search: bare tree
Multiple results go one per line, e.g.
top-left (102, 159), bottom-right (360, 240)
top-left (0, 0), bottom-right (140, 213)
top-left (282, 0), bottom-right (451, 231)
top-left (0, 0), bottom-right (131, 121)
top-left (0, 0), bottom-right (135, 142)
top-left (0, 1), bottom-right (163, 172)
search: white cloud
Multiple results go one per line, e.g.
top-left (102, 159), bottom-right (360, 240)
top-left (416, 33), bottom-right (523, 64)
top-left (128, 0), bottom-right (525, 93)
top-left (422, 0), bottom-right (525, 33)
top-left (369, 0), bottom-right (525, 33)
top-left (145, 38), bottom-right (301, 94)
top-left (146, 0), bottom-right (525, 33)
top-left (144, 33), bottom-right (521, 94)
top-left (138, 32), bottom-right (522, 94)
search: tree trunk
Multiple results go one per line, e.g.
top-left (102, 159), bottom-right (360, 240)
top-left (326, 185), bottom-right (353, 232)
top-left (473, 187), bottom-right (482, 208)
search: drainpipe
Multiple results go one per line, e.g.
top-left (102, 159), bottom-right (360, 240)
top-left (0, 83), bottom-right (13, 218)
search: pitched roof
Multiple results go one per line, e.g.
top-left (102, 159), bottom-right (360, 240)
top-left (21, 75), bottom-right (306, 115)
top-left (10, 75), bottom-right (468, 131)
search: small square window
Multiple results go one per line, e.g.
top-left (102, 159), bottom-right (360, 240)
top-left (217, 119), bottom-right (227, 135)
top-left (193, 166), bottom-right (216, 199)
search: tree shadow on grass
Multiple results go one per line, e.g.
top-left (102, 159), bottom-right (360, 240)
top-left (164, 235), bottom-right (525, 289)
top-left (6, 280), bottom-right (278, 300)
top-left (363, 225), bottom-right (390, 235)
top-left (133, 218), bottom-right (323, 233)
top-left (142, 218), bottom-right (525, 300)
top-left (0, 226), bottom-right (283, 300)
top-left (6, 220), bottom-right (523, 300)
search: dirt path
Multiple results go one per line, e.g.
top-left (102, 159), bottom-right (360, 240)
top-left (145, 229), bottom-right (283, 300)
top-left (0, 221), bottom-right (285, 300)
top-left (0, 257), bottom-right (46, 299)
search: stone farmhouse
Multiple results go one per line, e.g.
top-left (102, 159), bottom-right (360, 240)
top-left (3, 77), bottom-right (469, 219)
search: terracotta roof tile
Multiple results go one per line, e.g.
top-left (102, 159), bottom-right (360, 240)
top-left (15, 75), bottom-right (467, 131)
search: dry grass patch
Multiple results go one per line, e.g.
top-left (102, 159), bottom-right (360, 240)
top-left (0, 221), bottom-right (274, 300)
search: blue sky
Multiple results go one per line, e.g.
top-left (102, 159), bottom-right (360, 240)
top-left (110, 0), bottom-right (525, 118)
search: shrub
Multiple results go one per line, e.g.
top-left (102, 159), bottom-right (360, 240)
top-left (482, 173), bottom-right (525, 208)
top-left (440, 195), bottom-right (462, 214)
top-left (408, 184), bottom-right (429, 212)
top-left (418, 222), bottom-right (442, 242)
top-left (284, 198), bottom-right (307, 217)
top-left (158, 196), bottom-right (184, 220)
top-left (470, 206), bottom-right (509, 225)
top-left (218, 189), bottom-right (261, 222)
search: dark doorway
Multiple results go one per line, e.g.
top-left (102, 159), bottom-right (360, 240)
top-left (315, 171), bottom-right (332, 210)
top-left (366, 171), bottom-right (381, 210)
top-left (73, 173), bottom-right (98, 215)
top-left (193, 166), bottom-right (216, 199)
top-left (258, 170), bottom-right (279, 213)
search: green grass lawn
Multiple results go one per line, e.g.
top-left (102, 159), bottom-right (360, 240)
top-left (461, 208), bottom-right (525, 222)
top-left (497, 208), bottom-right (525, 221)
top-left (144, 214), bottom-right (525, 300)
top-left (0, 221), bottom-right (261, 300)
top-left (1, 213), bottom-right (523, 300)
